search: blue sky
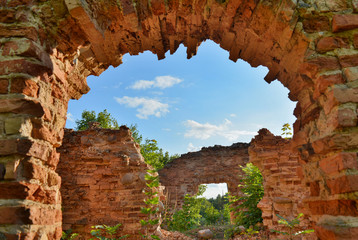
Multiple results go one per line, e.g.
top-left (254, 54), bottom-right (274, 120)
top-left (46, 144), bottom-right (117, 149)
top-left (66, 40), bottom-right (296, 155)
top-left (66, 40), bottom-right (296, 198)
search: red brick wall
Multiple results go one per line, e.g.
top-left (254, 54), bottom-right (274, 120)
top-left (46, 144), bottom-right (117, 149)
top-left (58, 125), bottom-right (156, 239)
top-left (250, 129), bottom-right (315, 239)
top-left (159, 143), bottom-right (249, 209)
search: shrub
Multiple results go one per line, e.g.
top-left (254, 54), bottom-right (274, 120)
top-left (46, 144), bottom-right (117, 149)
top-left (225, 163), bottom-right (264, 238)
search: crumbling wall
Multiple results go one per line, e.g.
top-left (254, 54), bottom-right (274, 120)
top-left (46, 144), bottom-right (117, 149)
top-left (1, 0), bottom-right (358, 239)
top-left (159, 143), bottom-right (249, 208)
top-left (249, 129), bottom-right (314, 239)
top-left (58, 124), bottom-right (154, 239)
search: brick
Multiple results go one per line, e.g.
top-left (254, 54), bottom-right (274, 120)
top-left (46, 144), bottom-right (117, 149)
top-left (31, 121), bottom-right (58, 146)
top-left (1, 39), bottom-right (40, 59)
top-left (10, 77), bottom-right (39, 97)
top-left (0, 139), bottom-right (18, 155)
top-left (0, 138), bottom-right (50, 161)
top-left (0, 25), bottom-right (38, 41)
top-left (21, 160), bottom-right (47, 183)
top-left (316, 36), bottom-right (349, 53)
top-left (327, 175), bottom-right (358, 194)
top-left (339, 54), bottom-right (358, 68)
top-left (333, 14), bottom-right (358, 32)
top-left (333, 86), bottom-right (358, 103)
top-left (303, 16), bottom-right (330, 33)
top-left (320, 152), bottom-right (358, 175)
top-left (313, 73), bottom-right (345, 99)
top-left (0, 206), bottom-right (31, 224)
top-left (0, 182), bottom-right (58, 204)
top-left (307, 56), bottom-right (340, 72)
top-left (0, 98), bottom-right (44, 117)
top-left (309, 200), bottom-right (358, 216)
top-left (338, 106), bottom-right (358, 127)
top-left (0, 79), bottom-right (8, 94)
top-left (0, 59), bottom-right (50, 76)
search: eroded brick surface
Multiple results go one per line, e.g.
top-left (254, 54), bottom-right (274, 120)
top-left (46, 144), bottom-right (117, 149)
top-left (249, 129), bottom-right (315, 239)
top-left (159, 143), bottom-right (249, 208)
top-left (58, 126), bottom-right (158, 239)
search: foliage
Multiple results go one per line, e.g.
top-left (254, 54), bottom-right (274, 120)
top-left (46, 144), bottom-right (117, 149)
top-left (75, 109), bottom-right (120, 131)
top-left (89, 223), bottom-right (129, 240)
top-left (225, 163), bottom-right (264, 239)
top-left (163, 186), bottom-right (231, 232)
top-left (199, 198), bottom-right (230, 226)
top-left (270, 213), bottom-right (314, 240)
top-left (166, 185), bottom-right (207, 232)
top-left (140, 169), bottom-right (161, 240)
top-left (207, 193), bottom-right (229, 211)
top-left (61, 230), bottom-right (79, 240)
top-left (140, 138), bottom-right (179, 170)
top-left (75, 110), bottom-right (178, 170)
top-left (231, 163), bottom-right (264, 228)
top-left (281, 123), bottom-right (292, 139)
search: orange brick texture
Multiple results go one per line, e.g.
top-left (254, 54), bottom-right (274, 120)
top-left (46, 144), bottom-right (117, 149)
top-left (58, 125), bottom-right (158, 239)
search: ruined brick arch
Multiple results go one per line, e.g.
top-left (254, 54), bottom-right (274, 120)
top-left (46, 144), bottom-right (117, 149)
top-left (1, 0), bottom-right (358, 239)
top-left (159, 143), bottom-right (250, 208)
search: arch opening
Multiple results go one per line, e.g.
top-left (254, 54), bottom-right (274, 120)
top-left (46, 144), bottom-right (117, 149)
top-left (2, 1), bottom-right (358, 239)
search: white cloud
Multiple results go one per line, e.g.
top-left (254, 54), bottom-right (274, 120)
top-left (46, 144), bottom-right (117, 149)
top-left (187, 142), bottom-right (201, 152)
top-left (154, 76), bottom-right (182, 89)
top-left (67, 112), bottom-right (75, 122)
top-left (129, 76), bottom-right (183, 90)
top-left (130, 80), bottom-right (155, 90)
top-left (184, 119), bottom-right (256, 141)
top-left (230, 113), bottom-right (236, 118)
top-left (115, 96), bottom-right (169, 119)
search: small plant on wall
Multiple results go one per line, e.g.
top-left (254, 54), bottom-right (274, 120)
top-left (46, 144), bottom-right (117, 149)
top-left (90, 224), bottom-right (129, 240)
top-left (281, 123), bottom-right (292, 139)
top-left (140, 169), bottom-right (161, 239)
top-left (270, 213), bottom-right (314, 240)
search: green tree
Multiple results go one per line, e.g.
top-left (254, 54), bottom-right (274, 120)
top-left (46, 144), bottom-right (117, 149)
top-left (229, 163), bottom-right (264, 228)
top-left (75, 109), bottom-right (119, 130)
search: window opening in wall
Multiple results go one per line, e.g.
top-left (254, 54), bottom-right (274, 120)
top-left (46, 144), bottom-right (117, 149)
top-left (201, 183), bottom-right (228, 199)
